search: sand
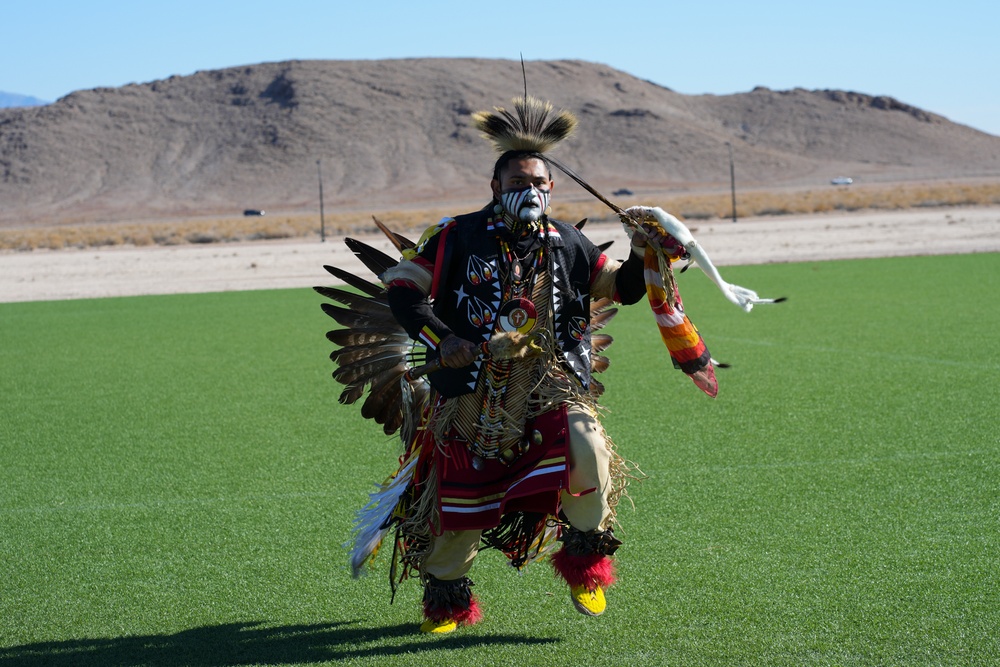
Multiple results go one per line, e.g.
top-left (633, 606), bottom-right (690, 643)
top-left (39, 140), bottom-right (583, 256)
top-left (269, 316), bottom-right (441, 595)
top-left (1, 206), bottom-right (997, 303)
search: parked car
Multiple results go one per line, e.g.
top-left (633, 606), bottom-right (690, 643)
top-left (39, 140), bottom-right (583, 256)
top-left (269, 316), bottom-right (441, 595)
top-left (243, 209), bottom-right (265, 216)
top-left (830, 177), bottom-right (853, 186)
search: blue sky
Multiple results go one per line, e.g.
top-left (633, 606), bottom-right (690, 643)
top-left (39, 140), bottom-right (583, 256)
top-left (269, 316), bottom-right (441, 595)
top-left (4, 0), bottom-right (998, 135)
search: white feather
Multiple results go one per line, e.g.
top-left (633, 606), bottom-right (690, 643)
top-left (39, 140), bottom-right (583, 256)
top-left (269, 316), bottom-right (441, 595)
top-left (349, 453), bottom-right (418, 577)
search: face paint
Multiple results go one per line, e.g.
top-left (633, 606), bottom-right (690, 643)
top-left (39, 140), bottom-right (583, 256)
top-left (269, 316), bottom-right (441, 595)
top-left (500, 185), bottom-right (550, 224)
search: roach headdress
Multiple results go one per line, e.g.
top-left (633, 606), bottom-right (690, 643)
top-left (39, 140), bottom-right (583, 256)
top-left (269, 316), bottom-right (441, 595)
top-left (475, 96), bottom-right (631, 220)
top-left (472, 95), bottom-right (577, 155)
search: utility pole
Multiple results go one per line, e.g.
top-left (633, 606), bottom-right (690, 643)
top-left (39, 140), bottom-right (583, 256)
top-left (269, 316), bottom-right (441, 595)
top-left (316, 158), bottom-right (327, 242)
top-left (726, 142), bottom-right (737, 223)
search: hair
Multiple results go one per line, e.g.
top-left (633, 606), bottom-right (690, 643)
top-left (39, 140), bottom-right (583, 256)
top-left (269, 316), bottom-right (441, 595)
top-left (491, 150), bottom-right (553, 182)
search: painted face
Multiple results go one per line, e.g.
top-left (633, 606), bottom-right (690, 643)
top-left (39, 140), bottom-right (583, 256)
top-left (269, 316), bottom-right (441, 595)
top-left (501, 185), bottom-right (550, 223)
top-left (492, 156), bottom-right (553, 226)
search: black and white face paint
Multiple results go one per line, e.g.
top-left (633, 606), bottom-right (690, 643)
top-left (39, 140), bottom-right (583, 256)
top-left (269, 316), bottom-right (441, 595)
top-left (501, 185), bottom-right (550, 224)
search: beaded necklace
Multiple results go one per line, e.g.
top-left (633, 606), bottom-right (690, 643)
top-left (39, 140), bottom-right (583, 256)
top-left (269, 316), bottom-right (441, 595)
top-left (466, 231), bottom-right (547, 467)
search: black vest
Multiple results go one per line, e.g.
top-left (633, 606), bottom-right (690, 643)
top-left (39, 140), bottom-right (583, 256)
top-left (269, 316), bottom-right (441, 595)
top-left (427, 209), bottom-right (597, 398)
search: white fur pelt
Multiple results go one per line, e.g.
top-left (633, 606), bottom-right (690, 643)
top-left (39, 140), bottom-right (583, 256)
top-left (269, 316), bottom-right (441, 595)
top-left (624, 205), bottom-right (782, 312)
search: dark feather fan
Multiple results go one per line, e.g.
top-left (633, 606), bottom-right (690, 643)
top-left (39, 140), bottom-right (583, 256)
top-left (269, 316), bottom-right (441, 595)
top-left (322, 265), bottom-right (383, 298)
top-left (325, 328), bottom-right (409, 348)
top-left (314, 286), bottom-right (392, 315)
top-left (372, 216), bottom-right (415, 253)
top-left (315, 233), bottom-right (431, 437)
top-left (316, 222), bottom-right (620, 434)
top-left (344, 237), bottom-right (399, 278)
top-left (320, 303), bottom-right (399, 331)
top-left (333, 349), bottom-right (411, 386)
top-left (330, 341), bottom-right (412, 364)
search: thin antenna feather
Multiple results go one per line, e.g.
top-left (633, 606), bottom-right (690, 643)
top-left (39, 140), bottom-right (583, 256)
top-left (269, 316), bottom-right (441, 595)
top-left (520, 53), bottom-right (527, 101)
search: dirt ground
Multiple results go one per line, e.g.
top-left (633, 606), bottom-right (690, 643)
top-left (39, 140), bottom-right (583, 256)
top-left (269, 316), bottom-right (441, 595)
top-left (2, 206), bottom-right (998, 303)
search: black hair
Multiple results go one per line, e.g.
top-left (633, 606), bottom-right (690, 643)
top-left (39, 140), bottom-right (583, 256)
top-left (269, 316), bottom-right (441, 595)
top-left (491, 150), bottom-right (553, 182)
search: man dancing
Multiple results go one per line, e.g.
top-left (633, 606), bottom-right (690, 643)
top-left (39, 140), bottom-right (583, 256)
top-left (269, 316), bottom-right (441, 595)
top-left (318, 96), bottom-right (776, 634)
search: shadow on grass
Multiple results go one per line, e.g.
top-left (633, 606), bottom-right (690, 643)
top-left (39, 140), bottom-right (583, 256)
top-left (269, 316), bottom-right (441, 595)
top-left (0, 620), bottom-right (558, 666)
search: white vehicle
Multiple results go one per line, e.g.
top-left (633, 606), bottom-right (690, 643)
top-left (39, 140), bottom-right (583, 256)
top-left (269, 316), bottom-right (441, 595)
top-left (831, 177), bottom-right (854, 186)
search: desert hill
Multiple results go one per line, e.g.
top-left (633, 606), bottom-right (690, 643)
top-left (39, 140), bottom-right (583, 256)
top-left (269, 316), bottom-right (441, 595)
top-left (2, 58), bottom-right (998, 225)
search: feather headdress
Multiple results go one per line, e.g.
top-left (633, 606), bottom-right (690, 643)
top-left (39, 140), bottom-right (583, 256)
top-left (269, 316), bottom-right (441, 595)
top-left (472, 96), bottom-right (577, 155)
top-left (474, 95), bottom-right (621, 216)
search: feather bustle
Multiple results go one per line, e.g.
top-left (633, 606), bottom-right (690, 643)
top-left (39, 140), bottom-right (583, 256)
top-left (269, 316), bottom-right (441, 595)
top-left (333, 353), bottom-right (410, 386)
top-left (326, 328), bottom-right (409, 347)
top-left (372, 216), bottom-right (415, 252)
top-left (591, 333), bottom-right (613, 354)
top-left (345, 238), bottom-right (399, 277)
top-left (589, 299), bottom-right (618, 332)
top-left (330, 342), bottom-right (412, 364)
top-left (591, 354), bottom-right (611, 374)
top-left (589, 377), bottom-right (605, 398)
top-left (338, 383), bottom-right (365, 405)
top-left (314, 286), bottom-right (392, 314)
top-left (320, 303), bottom-right (398, 330)
top-left (361, 365), bottom-right (407, 431)
top-left (319, 266), bottom-right (384, 298)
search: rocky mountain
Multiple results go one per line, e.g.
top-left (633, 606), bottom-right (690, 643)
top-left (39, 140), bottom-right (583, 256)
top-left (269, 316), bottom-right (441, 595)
top-left (2, 58), bottom-right (998, 225)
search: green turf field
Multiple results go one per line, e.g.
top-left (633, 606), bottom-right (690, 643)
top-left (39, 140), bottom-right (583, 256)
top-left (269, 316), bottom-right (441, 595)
top-left (1, 253), bottom-right (997, 666)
